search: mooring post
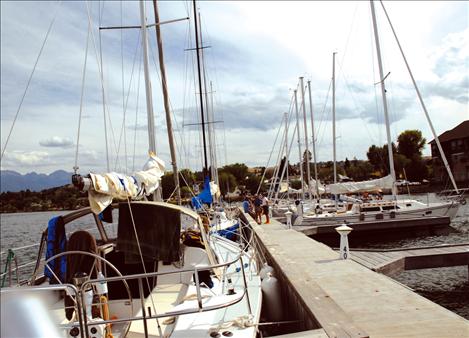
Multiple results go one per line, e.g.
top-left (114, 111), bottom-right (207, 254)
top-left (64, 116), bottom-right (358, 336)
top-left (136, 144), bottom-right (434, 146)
top-left (335, 223), bottom-right (353, 259)
top-left (285, 211), bottom-right (293, 229)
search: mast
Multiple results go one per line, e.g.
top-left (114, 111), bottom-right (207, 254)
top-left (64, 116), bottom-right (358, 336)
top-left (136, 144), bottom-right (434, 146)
top-left (192, 0), bottom-right (209, 175)
top-left (307, 80), bottom-right (320, 197)
top-left (285, 111), bottom-right (290, 200)
top-left (379, 2), bottom-right (459, 193)
top-left (294, 89), bottom-right (305, 200)
top-left (209, 81), bottom-right (219, 188)
top-left (332, 52), bottom-right (337, 185)
top-left (370, 0), bottom-right (397, 198)
top-left (139, 0), bottom-right (161, 200)
top-left (198, 12), bottom-right (215, 182)
top-left (152, 0), bottom-right (181, 204)
top-left (300, 77), bottom-right (311, 200)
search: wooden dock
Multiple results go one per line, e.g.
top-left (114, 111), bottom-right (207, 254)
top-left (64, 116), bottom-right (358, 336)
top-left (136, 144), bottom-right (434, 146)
top-left (241, 211), bottom-right (469, 338)
top-left (348, 243), bottom-right (469, 276)
top-left (293, 216), bottom-right (451, 236)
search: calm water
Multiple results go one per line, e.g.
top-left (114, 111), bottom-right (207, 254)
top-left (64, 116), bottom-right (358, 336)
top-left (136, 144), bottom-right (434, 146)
top-left (350, 194), bottom-right (469, 320)
top-left (1, 194), bottom-right (468, 320)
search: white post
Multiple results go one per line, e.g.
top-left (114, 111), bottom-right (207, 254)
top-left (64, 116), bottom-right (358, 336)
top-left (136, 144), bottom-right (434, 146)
top-left (335, 223), bottom-right (352, 260)
top-left (285, 210), bottom-right (292, 229)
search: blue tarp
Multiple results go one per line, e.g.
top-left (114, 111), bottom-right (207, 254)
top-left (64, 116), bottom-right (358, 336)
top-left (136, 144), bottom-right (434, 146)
top-left (216, 223), bottom-right (239, 241)
top-left (191, 176), bottom-right (212, 210)
top-left (44, 216), bottom-right (67, 283)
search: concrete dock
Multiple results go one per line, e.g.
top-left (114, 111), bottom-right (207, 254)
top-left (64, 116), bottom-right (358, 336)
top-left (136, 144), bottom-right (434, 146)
top-left (241, 212), bottom-right (469, 337)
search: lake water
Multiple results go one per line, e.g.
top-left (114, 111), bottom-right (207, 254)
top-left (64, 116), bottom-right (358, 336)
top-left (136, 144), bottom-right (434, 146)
top-left (1, 194), bottom-right (468, 320)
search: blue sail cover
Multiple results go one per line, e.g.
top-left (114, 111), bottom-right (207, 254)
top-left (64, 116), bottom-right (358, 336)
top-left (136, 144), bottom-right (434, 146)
top-left (191, 176), bottom-right (213, 210)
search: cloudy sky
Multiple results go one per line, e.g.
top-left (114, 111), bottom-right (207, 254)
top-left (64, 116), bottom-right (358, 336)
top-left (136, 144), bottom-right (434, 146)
top-left (1, 1), bottom-right (468, 175)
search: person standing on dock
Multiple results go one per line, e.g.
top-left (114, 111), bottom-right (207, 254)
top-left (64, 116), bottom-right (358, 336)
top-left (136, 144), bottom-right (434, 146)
top-left (260, 194), bottom-right (270, 224)
top-left (254, 194), bottom-right (262, 224)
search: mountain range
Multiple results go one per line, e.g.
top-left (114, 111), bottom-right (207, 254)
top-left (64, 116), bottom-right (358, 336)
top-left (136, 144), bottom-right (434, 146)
top-left (0, 170), bottom-right (72, 192)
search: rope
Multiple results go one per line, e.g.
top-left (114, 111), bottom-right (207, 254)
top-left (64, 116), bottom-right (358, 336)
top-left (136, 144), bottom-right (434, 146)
top-left (1, 1), bottom-right (62, 161)
top-left (73, 20), bottom-right (91, 174)
top-left (208, 315), bottom-right (254, 334)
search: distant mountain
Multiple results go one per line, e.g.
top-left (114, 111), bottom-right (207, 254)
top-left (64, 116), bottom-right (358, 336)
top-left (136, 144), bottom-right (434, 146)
top-left (0, 170), bottom-right (73, 192)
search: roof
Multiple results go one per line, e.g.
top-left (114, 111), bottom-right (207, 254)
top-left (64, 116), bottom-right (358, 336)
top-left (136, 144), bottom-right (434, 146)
top-left (429, 120), bottom-right (469, 144)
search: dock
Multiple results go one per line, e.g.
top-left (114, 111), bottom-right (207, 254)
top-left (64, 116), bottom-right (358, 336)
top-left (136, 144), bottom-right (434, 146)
top-left (348, 243), bottom-right (469, 276)
top-left (240, 211), bottom-right (469, 338)
top-left (292, 216), bottom-right (451, 236)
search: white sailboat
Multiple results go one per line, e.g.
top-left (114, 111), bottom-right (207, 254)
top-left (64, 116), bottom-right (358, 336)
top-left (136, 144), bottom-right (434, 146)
top-left (299, 0), bottom-right (462, 226)
top-left (0, 1), bottom-right (262, 337)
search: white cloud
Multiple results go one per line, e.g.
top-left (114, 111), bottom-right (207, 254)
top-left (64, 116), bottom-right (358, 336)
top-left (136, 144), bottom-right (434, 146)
top-left (2, 150), bottom-right (49, 166)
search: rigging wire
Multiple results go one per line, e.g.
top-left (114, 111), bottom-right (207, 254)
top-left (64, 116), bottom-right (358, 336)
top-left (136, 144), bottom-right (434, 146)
top-left (74, 20), bottom-right (91, 174)
top-left (132, 50), bottom-right (143, 172)
top-left (1, 1), bottom-right (63, 161)
top-left (84, 1), bottom-right (123, 172)
top-left (113, 30), bottom-right (142, 171)
top-left (98, 0), bottom-right (110, 172)
top-left (120, 1), bottom-right (128, 173)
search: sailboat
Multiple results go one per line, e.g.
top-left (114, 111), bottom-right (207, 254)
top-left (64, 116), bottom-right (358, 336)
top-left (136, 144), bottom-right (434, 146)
top-left (0, 1), bottom-right (261, 337)
top-left (298, 0), bottom-right (462, 226)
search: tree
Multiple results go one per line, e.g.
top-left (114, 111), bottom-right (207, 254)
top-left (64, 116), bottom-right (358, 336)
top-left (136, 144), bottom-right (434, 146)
top-left (218, 172), bottom-right (237, 196)
top-left (397, 130), bottom-right (426, 159)
top-left (244, 174), bottom-right (264, 194)
top-left (221, 163), bottom-right (249, 184)
top-left (397, 130), bottom-right (428, 181)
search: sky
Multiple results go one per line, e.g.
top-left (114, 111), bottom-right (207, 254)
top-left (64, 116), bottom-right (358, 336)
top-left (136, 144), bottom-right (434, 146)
top-left (1, 1), bottom-right (468, 175)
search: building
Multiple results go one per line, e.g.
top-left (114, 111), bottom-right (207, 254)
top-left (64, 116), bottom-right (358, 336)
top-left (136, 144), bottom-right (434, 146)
top-left (429, 120), bottom-right (469, 186)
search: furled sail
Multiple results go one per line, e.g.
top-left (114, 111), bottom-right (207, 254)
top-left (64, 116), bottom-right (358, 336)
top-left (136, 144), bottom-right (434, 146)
top-left (76, 153), bottom-right (166, 214)
top-left (327, 174), bottom-right (393, 195)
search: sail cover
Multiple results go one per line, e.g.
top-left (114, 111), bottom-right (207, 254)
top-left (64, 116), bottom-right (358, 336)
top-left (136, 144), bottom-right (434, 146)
top-left (327, 175), bottom-right (393, 195)
top-left (87, 153), bottom-right (165, 214)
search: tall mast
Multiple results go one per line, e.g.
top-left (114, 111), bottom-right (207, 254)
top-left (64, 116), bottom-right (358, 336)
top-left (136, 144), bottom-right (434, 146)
top-left (285, 111), bottom-right (290, 200)
top-left (209, 81), bottom-right (219, 188)
top-left (294, 89), bottom-right (305, 200)
top-left (300, 77), bottom-right (311, 200)
top-left (370, 0), bottom-right (397, 198)
top-left (192, 0), bottom-right (209, 175)
top-left (307, 80), bottom-right (320, 197)
top-left (332, 52), bottom-right (337, 185)
top-left (198, 12), bottom-right (214, 181)
top-left (139, 0), bottom-right (161, 200)
top-left (152, 0), bottom-right (181, 204)
top-left (379, 2), bottom-right (459, 193)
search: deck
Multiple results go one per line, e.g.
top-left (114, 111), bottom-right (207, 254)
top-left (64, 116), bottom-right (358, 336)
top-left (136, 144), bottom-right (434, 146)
top-left (292, 216), bottom-right (451, 236)
top-left (348, 243), bottom-right (469, 276)
top-left (242, 211), bottom-right (469, 338)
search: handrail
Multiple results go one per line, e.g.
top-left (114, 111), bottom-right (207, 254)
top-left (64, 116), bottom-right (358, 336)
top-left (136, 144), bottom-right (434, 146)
top-left (77, 251), bottom-right (249, 333)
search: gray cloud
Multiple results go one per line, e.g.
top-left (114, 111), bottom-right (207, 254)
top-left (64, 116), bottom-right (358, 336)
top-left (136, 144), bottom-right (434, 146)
top-left (39, 136), bottom-right (74, 148)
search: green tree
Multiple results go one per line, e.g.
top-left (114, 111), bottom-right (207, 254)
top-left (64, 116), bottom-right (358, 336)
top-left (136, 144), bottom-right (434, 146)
top-left (218, 172), bottom-right (237, 196)
top-left (221, 163), bottom-right (249, 184)
top-left (397, 130), bottom-right (426, 159)
top-left (397, 130), bottom-right (428, 181)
